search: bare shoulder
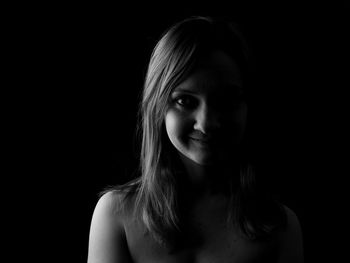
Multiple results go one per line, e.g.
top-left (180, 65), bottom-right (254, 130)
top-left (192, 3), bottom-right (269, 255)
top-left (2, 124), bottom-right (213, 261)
top-left (87, 190), bottom-right (133, 263)
top-left (98, 190), bottom-right (128, 213)
top-left (91, 191), bottom-right (128, 225)
top-left (276, 205), bottom-right (304, 263)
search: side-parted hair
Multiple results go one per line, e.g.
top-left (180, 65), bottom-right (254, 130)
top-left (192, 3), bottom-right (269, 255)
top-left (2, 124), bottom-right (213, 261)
top-left (104, 16), bottom-right (286, 251)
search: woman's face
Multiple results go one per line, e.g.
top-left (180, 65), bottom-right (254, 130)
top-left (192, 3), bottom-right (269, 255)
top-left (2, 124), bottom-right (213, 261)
top-left (165, 50), bottom-right (247, 166)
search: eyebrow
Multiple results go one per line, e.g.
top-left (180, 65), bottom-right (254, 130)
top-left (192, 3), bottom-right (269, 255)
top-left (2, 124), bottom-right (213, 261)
top-left (172, 88), bottom-right (198, 95)
top-left (172, 84), bottom-right (242, 94)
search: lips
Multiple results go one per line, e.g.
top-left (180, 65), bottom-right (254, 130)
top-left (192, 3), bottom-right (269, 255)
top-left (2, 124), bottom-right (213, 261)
top-left (190, 137), bottom-right (210, 143)
top-left (189, 134), bottom-right (213, 141)
top-left (189, 137), bottom-right (214, 147)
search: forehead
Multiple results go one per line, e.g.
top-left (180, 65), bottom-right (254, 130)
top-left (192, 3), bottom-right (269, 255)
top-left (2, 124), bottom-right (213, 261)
top-left (173, 50), bottom-right (242, 94)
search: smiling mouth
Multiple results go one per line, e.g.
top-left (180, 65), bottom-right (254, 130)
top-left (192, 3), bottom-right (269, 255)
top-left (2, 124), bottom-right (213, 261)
top-left (189, 137), bottom-right (213, 145)
top-left (191, 137), bottom-right (209, 142)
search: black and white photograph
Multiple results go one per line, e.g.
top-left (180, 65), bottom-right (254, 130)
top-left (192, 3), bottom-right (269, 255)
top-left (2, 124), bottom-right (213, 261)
top-left (7, 2), bottom-right (348, 262)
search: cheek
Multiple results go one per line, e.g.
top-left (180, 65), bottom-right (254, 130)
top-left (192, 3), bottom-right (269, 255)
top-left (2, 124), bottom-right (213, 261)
top-left (165, 110), bottom-right (191, 145)
top-left (224, 105), bottom-right (248, 140)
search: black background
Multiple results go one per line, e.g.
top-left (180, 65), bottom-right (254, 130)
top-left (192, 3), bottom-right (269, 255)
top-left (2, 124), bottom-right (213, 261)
top-left (6, 1), bottom-right (348, 262)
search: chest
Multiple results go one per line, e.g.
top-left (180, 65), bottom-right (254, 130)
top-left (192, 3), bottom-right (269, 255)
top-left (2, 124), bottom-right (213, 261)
top-left (124, 211), bottom-right (278, 263)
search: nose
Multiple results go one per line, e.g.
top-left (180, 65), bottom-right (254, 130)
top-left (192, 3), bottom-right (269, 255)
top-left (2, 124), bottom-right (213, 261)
top-left (193, 103), bottom-right (221, 135)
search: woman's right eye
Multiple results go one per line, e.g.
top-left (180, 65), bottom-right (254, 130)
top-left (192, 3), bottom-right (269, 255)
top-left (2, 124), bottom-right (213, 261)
top-left (174, 96), bottom-right (196, 108)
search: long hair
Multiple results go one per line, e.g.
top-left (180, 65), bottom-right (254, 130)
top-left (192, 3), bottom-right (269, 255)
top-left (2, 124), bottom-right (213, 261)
top-left (108, 16), bottom-right (286, 250)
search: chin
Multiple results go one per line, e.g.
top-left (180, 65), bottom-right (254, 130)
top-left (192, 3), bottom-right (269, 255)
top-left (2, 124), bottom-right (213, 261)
top-left (188, 152), bottom-right (217, 166)
top-left (192, 159), bottom-right (213, 166)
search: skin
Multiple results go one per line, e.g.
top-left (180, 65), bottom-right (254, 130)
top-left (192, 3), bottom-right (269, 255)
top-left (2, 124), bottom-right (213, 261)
top-left (88, 192), bottom-right (304, 263)
top-left (87, 50), bottom-right (304, 263)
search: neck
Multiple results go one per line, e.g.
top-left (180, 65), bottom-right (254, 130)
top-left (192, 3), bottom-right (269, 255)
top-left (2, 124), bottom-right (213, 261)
top-left (177, 153), bottom-right (236, 197)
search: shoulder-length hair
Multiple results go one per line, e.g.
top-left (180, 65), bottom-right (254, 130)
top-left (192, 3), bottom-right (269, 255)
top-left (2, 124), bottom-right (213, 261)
top-left (109, 15), bottom-right (286, 251)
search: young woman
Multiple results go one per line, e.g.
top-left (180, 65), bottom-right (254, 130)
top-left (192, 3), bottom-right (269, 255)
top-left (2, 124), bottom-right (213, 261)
top-left (87, 16), bottom-right (304, 263)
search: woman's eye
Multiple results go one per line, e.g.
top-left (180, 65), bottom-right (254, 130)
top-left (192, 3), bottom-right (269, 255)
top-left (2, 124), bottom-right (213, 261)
top-left (175, 96), bottom-right (196, 108)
